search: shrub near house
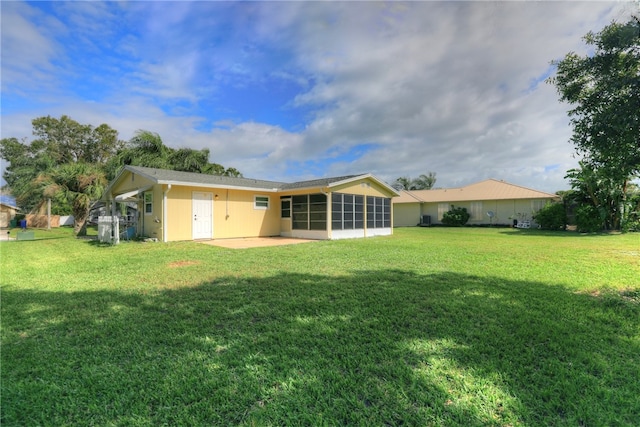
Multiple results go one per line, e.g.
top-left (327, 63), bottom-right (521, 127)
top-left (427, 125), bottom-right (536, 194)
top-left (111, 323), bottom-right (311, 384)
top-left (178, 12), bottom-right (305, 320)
top-left (533, 203), bottom-right (567, 230)
top-left (441, 206), bottom-right (470, 226)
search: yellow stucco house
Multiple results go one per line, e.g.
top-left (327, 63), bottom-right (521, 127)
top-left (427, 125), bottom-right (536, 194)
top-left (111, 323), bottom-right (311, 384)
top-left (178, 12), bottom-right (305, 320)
top-left (103, 165), bottom-right (399, 242)
top-left (393, 179), bottom-right (559, 228)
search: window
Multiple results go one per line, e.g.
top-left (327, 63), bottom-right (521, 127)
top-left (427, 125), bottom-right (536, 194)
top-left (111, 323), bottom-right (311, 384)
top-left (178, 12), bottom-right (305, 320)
top-left (281, 198), bottom-right (291, 218)
top-left (366, 196), bottom-right (391, 228)
top-left (332, 193), bottom-right (364, 230)
top-left (438, 203), bottom-right (449, 221)
top-left (470, 202), bottom-right (483, 220)
top-left (292, 194), bottom-right (326, 230)
top-left (144, 192), bottom-right (153, 215)
top-left (254, 195), bottom-right (269, 210)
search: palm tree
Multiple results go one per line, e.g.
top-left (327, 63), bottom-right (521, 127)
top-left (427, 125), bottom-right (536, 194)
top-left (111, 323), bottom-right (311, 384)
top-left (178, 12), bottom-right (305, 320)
top-left (393, 176), bottom-right (413, 191)
top-left (394, 172), bottom-right (437, 190)
top-left (413, 172), bottom-right (437, 190)
top-left (37, 163), bottom-right (107, 236)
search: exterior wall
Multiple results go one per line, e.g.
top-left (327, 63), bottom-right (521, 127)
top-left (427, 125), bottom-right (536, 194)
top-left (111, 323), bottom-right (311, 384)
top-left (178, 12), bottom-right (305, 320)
top-left (290, 229), bottom-right (330, 240)
top-left (142, 186), bottom-right (163, 240)
top-left (393, 203), bottom-right (422, 227)
top-left (165, 186), bottom-right (281, 241)
top-left (406, 198), bottom-right (554, 226)
top-left (280, 217), bottom-right (292, 236)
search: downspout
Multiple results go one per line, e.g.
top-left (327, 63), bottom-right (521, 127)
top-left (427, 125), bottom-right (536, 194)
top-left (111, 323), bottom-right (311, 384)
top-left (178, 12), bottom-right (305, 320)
top-left (163, 184), bottom-right (172, 242)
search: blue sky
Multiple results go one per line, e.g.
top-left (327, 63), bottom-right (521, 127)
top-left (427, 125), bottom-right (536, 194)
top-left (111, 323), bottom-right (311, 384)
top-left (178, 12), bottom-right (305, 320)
top-left (1, 1), bottom-right (636, 193)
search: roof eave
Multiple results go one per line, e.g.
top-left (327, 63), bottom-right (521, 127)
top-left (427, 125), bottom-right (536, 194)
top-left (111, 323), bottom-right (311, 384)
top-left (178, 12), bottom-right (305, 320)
top-left (157, 180), bottom-right (281, 192)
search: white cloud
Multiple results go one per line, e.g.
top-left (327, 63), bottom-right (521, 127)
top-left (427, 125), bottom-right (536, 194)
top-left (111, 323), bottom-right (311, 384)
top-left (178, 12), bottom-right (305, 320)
top-left (0, 2), bottom-right (65, 94)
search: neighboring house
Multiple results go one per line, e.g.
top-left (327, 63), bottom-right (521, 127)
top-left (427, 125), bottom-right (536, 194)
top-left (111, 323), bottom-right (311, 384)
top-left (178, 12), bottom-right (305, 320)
top-left (0, 202), bottom-right (19, 228)
top-left (102, 165), bottom-right (399, 242)
top-left (393, 179), bottom-right (559, 227)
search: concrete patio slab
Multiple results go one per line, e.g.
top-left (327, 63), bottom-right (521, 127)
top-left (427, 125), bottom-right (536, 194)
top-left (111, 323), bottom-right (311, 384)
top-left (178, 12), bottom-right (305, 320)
top-left (199, 236), bottom-right (316, 249)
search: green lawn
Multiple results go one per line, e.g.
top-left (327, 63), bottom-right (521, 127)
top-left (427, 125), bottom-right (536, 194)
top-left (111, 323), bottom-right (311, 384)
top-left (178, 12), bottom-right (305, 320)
top-left (1, 227), bottom-right (638, 426)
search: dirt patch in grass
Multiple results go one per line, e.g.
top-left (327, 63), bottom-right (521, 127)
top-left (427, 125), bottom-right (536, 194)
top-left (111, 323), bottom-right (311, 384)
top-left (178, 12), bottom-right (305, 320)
top-left (167, 260), bottom-right (201, 268)
top-left (581, 287), bottom-right (639, 305)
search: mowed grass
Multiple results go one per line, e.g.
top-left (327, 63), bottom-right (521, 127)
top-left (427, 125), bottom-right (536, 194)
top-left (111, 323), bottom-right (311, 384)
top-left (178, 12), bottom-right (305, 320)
top-left (1, 227), bottom-right (638, 426)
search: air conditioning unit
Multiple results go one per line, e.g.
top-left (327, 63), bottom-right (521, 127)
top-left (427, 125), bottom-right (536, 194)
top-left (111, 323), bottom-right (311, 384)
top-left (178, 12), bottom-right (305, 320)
top-left (420, 215), bottom-right (431, 226)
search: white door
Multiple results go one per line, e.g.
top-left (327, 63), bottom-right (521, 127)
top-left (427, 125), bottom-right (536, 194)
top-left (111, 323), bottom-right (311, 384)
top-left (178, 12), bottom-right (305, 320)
top-left (192, 192), bottom-right (213, 239)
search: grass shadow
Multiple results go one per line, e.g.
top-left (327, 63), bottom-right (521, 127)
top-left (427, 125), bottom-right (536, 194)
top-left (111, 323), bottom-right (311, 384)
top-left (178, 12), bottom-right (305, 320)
top-left (2, 270), bottom-right (638, 425)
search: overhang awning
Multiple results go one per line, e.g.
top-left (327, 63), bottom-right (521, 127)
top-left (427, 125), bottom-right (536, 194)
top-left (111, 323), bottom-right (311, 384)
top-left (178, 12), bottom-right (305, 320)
top-left (114, 186), bottom-right (152, 202)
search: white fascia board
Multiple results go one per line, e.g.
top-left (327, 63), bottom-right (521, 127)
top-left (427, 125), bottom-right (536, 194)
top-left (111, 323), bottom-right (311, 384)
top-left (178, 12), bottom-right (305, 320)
top-left (158, 180), bottom-right (281, 192)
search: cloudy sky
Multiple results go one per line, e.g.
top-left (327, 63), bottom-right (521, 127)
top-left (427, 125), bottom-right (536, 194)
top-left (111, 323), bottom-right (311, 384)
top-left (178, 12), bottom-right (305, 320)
top-left (1, 1), bottom-right (637, 193)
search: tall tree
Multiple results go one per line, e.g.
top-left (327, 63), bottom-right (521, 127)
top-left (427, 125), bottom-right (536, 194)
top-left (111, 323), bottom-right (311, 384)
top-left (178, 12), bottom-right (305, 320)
top-left (31, 115), bottom-right (123, 164)
top-left (1, 116), bottom-right (122, 212)
top-left (550, 18), bottom-right (640, 229)
top-left (36, 163), bottom-right (107, 236)
top-left (413, 172), bottom-right (437, 190)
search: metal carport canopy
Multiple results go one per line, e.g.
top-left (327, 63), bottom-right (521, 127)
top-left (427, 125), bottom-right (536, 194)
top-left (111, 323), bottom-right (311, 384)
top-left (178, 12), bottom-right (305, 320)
top-left (114, 186), bottom-right (152, 202)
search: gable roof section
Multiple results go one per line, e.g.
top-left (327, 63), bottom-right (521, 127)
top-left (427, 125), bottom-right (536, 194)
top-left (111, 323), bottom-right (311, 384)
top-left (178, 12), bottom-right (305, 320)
top-left (106, 166), bottom-right (399, 197)
top-left (281, 173), bottom-right (399, 196)
top-left (107, 165), bottom-right (286, 193)
top-left (394, 179), bottom-right (558, 204)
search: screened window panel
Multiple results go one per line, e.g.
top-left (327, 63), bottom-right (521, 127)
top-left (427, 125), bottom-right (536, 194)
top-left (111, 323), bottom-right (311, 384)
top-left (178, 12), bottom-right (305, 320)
top-left (366, 196), bottom-right (375, 228)
top-left (353, 195), bottom-right (364, 228)
top-left (374, 197), bottom-right (382, 228)
top-left (383, 198), bottom-right (391, 227)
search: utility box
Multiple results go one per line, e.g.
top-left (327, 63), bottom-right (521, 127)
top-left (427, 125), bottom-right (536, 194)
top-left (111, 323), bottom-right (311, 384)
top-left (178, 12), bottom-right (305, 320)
top-left (17, 231), bottom-right (35, 241)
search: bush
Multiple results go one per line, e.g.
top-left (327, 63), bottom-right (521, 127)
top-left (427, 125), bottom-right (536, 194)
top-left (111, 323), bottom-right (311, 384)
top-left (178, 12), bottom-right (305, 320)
top-left (533, 203), bottom-right (566, 230)
top-left (575, 204), bottom-right (605, 232)
top-left (621, 192), bottom-right (640, 232)
top-left (441, 206), bottom-right (470, 226)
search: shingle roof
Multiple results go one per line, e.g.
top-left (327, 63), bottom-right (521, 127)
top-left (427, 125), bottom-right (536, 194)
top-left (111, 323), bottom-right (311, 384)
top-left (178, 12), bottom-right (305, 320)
top-left (279, 174), bottom-right (363, 190)
top-left (126, 165), bottom-right (286, 191)
top-left (120, 166), bottom-right (397, 195)
top-left (394, 179), bottom-right (558, 203)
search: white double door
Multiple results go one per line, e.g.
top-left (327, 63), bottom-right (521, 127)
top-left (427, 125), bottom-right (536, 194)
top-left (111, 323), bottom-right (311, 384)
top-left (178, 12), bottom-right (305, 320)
top-left (192, 192), bottom-right (213, 239)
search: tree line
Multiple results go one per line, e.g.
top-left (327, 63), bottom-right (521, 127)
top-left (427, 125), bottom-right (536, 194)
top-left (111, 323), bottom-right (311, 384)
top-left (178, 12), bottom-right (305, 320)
top-left (0, 115), bottom-right (241, 236)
